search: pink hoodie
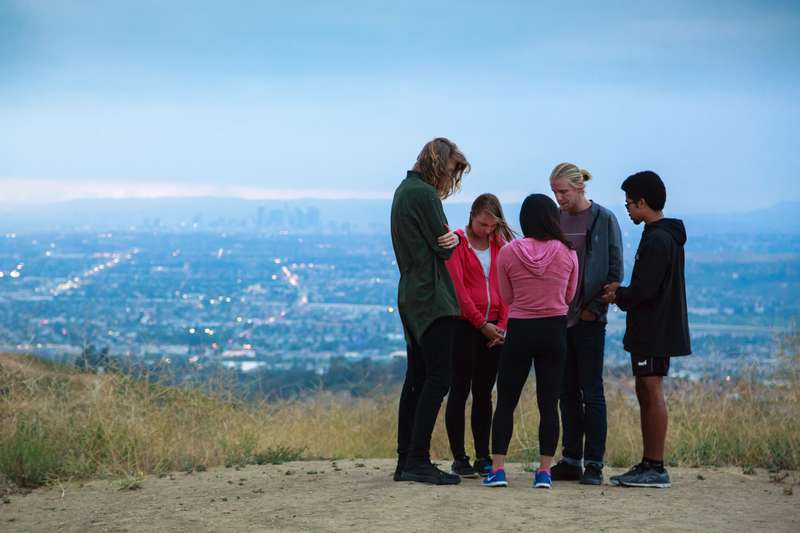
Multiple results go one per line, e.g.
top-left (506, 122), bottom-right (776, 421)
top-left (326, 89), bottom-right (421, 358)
top-left (496, 238), bottom-right (579, 319)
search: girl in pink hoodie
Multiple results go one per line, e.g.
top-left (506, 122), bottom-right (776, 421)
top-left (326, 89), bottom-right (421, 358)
top-left (483, 194), bottom-right (578, 489)
top-left (444, 193), bottom-right (513, 478)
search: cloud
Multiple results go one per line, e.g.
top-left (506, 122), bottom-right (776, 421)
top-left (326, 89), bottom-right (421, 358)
top-left (0, 179), bottom-right (389, 205)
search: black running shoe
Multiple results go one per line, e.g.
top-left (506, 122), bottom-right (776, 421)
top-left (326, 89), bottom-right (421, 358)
top-left (393, 455), bottom-right (406, 482)
top-left (473, 457), bottom-right (493, 477)
top-left (616, 465), bottom-right (671, 488)
top-left (451, 457), bottom-right (478, 478)
top-left (400, 462), bottom-right (462, 485)
top-left (550, 460), bottom-right (582, 481)
top-left (610, 462), bottom-right (646, 486)
top-left (580, 463), bottom-right (603, 485)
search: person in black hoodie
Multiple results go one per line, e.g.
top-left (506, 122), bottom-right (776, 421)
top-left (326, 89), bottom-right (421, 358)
top-left (602, 170), bottom-right (691, 488)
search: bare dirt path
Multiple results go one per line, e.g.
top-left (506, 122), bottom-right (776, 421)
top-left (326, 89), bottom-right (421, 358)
top-left (2, 460), bottom-right (798, 532)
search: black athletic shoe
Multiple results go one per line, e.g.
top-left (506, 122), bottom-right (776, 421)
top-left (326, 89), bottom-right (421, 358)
top-left (609, 462), bottom-right (645, 486)
top-left (550, 460), bottom-right (582, 481)
top-left (393, 456), bottom-right (406, 481)
top-left (580, 464), bottom-right (603, 485)
top-left (473, 457), bottom-right (493, 477)
top-left (616, 465), bottom-right (671, 488)
top-left (451, 457), bottom-right (478, 478)
top-left (400, 462), bottom-right (462, 485)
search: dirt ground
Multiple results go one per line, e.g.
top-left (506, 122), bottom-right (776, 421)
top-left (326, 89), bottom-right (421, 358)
top-left (2, 460), bottom-right (798, 532)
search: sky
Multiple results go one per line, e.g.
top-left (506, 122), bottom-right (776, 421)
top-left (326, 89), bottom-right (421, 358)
top-left (2, 0), bottom-right (799, 212)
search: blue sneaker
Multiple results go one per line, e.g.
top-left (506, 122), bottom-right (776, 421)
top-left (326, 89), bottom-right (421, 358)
top-left (534, 470), bottom-right (552, 488)
top-left (482, 469), bottom-right (508, 487)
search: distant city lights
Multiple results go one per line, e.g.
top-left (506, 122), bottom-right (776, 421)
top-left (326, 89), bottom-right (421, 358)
top-left (50, 249), bottom-right (139, 296)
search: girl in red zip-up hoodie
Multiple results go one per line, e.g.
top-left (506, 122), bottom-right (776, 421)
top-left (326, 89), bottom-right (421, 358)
top-left (444, 193), bottom-right (514, 478)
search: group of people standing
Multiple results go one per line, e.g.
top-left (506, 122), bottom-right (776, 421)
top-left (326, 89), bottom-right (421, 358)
top-left (390, 137), bottom-right (691, 489)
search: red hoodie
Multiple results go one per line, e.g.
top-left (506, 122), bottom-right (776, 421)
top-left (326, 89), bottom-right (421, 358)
top-left (445, 228), bottom-right (509, 331)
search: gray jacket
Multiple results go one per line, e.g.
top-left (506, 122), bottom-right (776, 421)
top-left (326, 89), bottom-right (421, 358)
top-left (577, 202), bottom-right (624, 323)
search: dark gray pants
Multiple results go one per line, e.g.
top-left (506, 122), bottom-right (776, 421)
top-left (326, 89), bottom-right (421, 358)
top-left (559, 321), bottom-right (607, 466)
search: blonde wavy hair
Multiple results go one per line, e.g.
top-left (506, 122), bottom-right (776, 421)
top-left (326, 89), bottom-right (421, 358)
top-left (415, 137), bottom-right (470, 199)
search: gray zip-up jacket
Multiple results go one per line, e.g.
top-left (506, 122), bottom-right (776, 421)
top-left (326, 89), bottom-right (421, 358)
top-left (576, 202), bottom-right (624, 323)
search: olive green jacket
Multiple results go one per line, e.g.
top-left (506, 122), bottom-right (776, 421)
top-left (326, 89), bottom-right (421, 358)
top-left (390, 171), bottom-right (460, 344)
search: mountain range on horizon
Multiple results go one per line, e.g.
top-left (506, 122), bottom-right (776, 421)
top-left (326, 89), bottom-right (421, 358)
top-left (2, 196), bottom-right (798, 235)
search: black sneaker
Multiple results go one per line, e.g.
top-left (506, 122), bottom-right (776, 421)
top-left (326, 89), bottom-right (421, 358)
top-left (400, 462), bottom-right (462, 485)
top-left (393, 455), bottom-right (406, 482)
top-left (580, 463), bottom-right (603, 485)
top-left (611, 463), bottom-right (671, 488)
top-left (451, 457), bottom-right (478, 478)
top-left (609, 462), bottom-right (645, 486)
top-left (550, 460), bottom-right (582, 481)
top-left (473, 457), bottom-right (493, 477)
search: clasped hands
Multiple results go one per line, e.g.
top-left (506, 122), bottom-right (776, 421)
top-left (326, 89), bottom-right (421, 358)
top-left (601, 282), bottom-right (620, 304)
top-left (480, 322), bottom-right (505, 348)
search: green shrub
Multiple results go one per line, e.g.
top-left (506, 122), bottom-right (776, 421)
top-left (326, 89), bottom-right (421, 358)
top-left (0, 415), bottom-right (64, 488)
top-left (252, 445), bottom-right (305, 465)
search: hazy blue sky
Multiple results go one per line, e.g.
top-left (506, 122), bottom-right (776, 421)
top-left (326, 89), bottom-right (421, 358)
top-left (2, 0), bottom-right (799, 212)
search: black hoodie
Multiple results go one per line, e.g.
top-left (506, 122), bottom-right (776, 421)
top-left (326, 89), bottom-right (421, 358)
top-left (615, 218), bottom-right (692, 358)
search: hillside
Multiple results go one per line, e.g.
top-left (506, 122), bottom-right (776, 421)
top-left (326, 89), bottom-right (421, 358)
top-left (1, 352), bottom-right (799, 530)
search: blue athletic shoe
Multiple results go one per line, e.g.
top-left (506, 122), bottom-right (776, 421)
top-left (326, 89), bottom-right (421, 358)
top-left (482, 469), bottom-right (508, 487)
top-left (534, 470), bottom-right (552, 488)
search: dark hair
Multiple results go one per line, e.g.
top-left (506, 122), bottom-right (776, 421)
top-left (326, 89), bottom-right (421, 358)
top-left (621, 171), bottom-right (666, 211)
top-left (519, 194), bottom-right (573, 249)
top-left (468, 193), bottom-right (516, 242)
top-left (414, 137), bottom-right (470, 199)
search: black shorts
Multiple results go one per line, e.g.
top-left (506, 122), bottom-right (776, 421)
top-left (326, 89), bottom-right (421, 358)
top-left (630, 354), bottom-right (670, 377)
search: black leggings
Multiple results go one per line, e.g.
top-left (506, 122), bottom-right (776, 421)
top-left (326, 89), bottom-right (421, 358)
top-left (397, 316), bottom-right (456, 466)
top-left (491, 316), bottom-right (567, 457)
top-left (445, 320), bottom-right (501, 460)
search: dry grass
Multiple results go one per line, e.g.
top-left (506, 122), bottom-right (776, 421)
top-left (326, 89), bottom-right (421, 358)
top-left (1, 348), bottom-right (798, 489)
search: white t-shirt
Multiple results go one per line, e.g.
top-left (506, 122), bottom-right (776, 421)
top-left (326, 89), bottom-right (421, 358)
top-left (474, 246), bottom-right (491, 278)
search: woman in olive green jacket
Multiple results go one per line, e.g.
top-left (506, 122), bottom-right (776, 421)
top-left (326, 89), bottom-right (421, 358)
top-left (391, 137), bottom-right (470, 485)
